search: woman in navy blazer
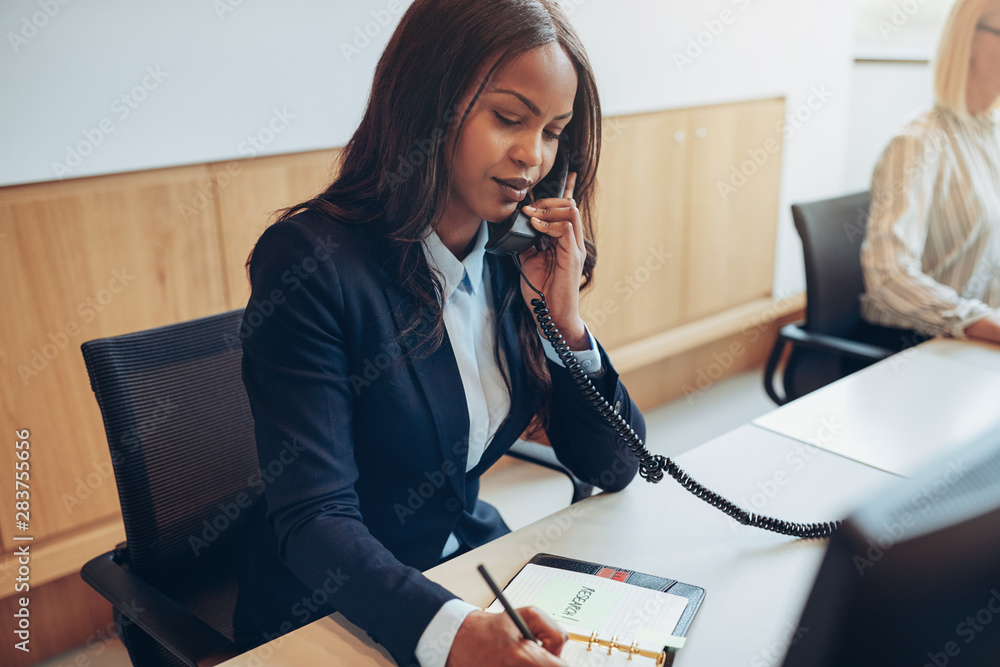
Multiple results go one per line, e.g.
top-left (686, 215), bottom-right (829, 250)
top-left (233, 1), bottom-right (644, 665)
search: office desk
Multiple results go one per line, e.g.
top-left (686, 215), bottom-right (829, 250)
top-left (218, 425), bottom-right (897, 667)
top-left (919, 337), bottom-right (1000, 374)
top-left (753, 338), bottom-right (1000, 476)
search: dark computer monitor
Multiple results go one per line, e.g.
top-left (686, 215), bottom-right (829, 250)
top-left (782, 428), bottom-right (1000, 667)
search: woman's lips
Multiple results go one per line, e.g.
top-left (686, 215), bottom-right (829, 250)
top-left (494, 178), bottom-right (529, 201)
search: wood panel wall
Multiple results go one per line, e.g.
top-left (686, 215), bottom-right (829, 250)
top-left (1, 167), bottom-right (229, 543)
top-left (582, 97), bottom-right (786, 350)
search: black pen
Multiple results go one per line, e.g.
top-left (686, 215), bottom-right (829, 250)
top-left (477, 563), bottom-right (538, 643)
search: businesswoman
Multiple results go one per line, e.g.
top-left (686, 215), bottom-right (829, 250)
top-left (232, 1), bottom-right (643, 666)
top-left (860, 0), bottom-right (1000, 349)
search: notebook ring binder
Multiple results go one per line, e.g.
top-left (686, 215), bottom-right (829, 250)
top-left (568, 632), bottom-right (667, 664)
top-left (628, 640), bottom-right (641, 660)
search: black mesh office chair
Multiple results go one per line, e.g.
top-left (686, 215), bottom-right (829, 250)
top-left (80, 309), bottom-right (254, 667)
top-left (763, 192), bottom-right (895, 405)
top-left (81, 309), bottom-right (591, 666)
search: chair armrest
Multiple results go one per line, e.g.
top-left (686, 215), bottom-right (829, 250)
top-left (764, 323), bottom-right (895, 406)
top-left (81, 551), bottom-right (240, 667)
top-left (779, 324), bottom-right (894, 362)
top-left (505, 440), bottom-right (594, 504)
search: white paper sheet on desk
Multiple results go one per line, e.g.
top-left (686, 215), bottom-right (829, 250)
top-left (486, 563), bottom-right (688, 663)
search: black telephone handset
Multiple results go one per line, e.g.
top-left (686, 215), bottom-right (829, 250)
top-left (490, 144), bottom-right (839, 539)
top-left (485, 144), bottom-right (570, 256)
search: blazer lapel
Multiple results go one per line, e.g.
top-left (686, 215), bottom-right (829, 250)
top-left (383, 283), bottom-right (469, 501)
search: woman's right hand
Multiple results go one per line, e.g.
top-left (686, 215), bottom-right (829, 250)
top-left (446, 608), bottom-right (569, 666)
top-left (965, 313), bottom-right (1000, 345)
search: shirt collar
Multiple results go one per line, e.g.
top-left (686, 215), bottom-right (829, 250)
top-left (421, 220), bottom-right (490, 300)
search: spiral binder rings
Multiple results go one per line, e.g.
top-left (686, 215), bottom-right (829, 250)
top-left (485, 554), bottom-right (705, 666)
top-left (564, 630), bottom-right (674, 665)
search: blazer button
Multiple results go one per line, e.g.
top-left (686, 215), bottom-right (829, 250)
top-left (613, 401), bottom-right (621, 414)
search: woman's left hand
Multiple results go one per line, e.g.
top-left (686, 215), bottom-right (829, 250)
top-left (517, 171), bottom-right (590, 350)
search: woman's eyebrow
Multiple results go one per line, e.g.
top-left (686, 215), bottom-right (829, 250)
top-left (491, 88), bottom-right (573, 120)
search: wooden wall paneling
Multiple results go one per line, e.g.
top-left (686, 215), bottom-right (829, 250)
top-left (0, 516), bottom-right (125, 595)
top-left (608, 293), bottom-right (805, 375)
top-left (620, 303), bottom-right (804, 413)
top-left (214, 148), bottom-right (341, 310)
top-left (583, 109), bottom-right (690, 349)
top-left (0, 571), bottom-right (117, 667)
top-left (0, 165), bottom-right (228, 544)
top-left (1, 208), bottom-right (13, 563)
top-left (685, 98), bottom-right (785, 321)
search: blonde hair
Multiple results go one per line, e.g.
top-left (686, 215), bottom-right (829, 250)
top-left (934, 0), bottom-right (1000, 116)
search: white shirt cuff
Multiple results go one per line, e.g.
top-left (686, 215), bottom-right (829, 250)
top-left (947, 304), bottom-right (995, 339)
top-left (415, 599), bottom-right (481, 667)
top-left (538, 326), bottom-right (603, 376)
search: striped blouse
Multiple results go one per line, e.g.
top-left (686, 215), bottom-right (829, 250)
top-left (860, 105), bottom-right (1000, 338)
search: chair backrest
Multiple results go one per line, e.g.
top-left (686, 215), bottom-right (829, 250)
top-left (791, 191), bottom-right (872, 338)
top-left (81, 309), bottom-right (258, 581)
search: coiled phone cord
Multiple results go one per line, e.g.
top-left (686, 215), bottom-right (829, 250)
top-left (511, 254), bottom-right (840, 539)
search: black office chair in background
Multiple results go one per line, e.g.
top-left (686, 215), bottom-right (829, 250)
top-left (80, 309), bottom-right (592, 666)
top-left (763, 192), bottom-right (895, 405)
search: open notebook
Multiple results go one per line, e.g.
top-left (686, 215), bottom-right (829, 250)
top-left (485, 554), bottom-right (705, 666)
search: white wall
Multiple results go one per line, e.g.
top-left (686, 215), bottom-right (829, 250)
top-left (0, 0), bottom-right (388, 185)
top-left (0, 0), bottom-right (859, 296)
top-left (842, 1), bottom-right (949, 205)
top-left (842, 60), bottom-right (935, 192)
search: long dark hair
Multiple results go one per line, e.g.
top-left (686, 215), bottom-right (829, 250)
top-left (249, 0), bottom-right (602, 429)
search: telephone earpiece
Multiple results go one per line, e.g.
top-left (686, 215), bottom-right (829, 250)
top-left (485, 144), bottom-right (570, 256)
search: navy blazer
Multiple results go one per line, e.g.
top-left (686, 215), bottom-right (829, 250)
top-left (233, 210), bottom-right (644, 666)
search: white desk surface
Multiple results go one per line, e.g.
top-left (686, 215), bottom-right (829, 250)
top-left (919, 337), bottom-right (1000, 374)
top-left (218, 425), bottom-right (898, 667)
top-left (752, 342), bottom-right (1000, 477)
